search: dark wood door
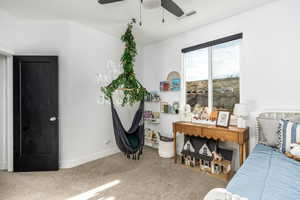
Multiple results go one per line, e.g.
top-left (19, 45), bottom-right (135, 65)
top-left (13, 56), bottom-right (59, 172)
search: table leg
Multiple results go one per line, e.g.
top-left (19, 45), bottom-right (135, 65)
top-left (239, 144), bottom-right (244, 166)
top-left (173, 129), bottom-right (177, 163)
top-left (246, 140), bottom-right (249, 158)
top-left (242, 141), bottom-right (250, 162)
top-left (243, 143), bottom-right (246, 161)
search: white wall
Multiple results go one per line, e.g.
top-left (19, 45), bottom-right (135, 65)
top-left (0, 10), bottom-right (137, 169)
top-left (141, 0), bottom-right (300, 169)
top-left (0, 11), bottom-right (68, 54)
top-left (0, 55), bottom-right (6, 169)
top-left (59, 22), bottom-right (125, 167)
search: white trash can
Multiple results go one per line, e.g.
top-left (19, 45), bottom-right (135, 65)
top-left (158, 135), bottom-right (174, 158)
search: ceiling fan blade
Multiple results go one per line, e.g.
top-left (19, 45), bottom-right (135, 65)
top-left (161, 0), bottom-right (184, 17)
top-left (98, 0), bottom-right (124, 4)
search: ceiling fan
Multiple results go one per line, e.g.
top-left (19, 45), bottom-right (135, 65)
top-left (98, 0), bottom-right (185, 19)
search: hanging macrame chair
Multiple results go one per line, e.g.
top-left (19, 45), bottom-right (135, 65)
top-left (110, 96), bottom-right (144, 160)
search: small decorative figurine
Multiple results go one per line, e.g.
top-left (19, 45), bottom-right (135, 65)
top-left (210, 109), bottom-right (219, 121)
top-left (200, 107), bottom-right (209, 120)
top-left (290, 143), bottom-right (300, 158)
top-left (173, 102), bottom-right (179, 114)
top-left (184, 104), bottom-right (193, 121)
top-left (212, 151), bottom-right (223, 161)
top-left (286, 142), bottom-right (300, 161)
top-left (193, 104), bottom-right (203, 114)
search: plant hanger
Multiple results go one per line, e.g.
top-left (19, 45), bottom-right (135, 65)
top-left (101, 19), bottom-right (149, 106)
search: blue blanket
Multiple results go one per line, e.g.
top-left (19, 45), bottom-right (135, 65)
top-left (227, 144), bottom-right (300, 200)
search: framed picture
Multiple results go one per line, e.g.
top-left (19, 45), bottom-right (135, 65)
top-left (216, 111), bottom-right (231, 128)
top-left (171, 78), bottom-right (180, 91)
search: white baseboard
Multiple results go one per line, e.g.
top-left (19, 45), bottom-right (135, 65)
top-left (60, 147), bottom-right (120, 169)
top-left (0, 162), bottom-right (7, 170)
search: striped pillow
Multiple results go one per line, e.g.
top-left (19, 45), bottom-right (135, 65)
top-left (278, 119), bottom-right (300, 153)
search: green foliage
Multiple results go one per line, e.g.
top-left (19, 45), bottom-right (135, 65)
top-left (102, 19), bottom-right (149, 106)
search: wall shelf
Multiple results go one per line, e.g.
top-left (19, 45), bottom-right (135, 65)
top-left (145, 120), bottom-right (160, 124)
top-left (160, 112), bottom-right (179, 115)
top-left (144, 137), bottom-right (159, 149)
top-left (159, 90), bottom-right (180, 92)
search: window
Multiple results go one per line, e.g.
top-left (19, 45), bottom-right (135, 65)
top-left (184, 48), bottom-right (209, 110)
top-left (203, 147), bottom-right (208, 156)
top-left (187, 144), bottom-right (191, 151)
top-left (183, 34), bottom-right (241, 114)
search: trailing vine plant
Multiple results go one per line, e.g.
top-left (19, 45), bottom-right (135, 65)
top-left (102, 19), bottom-right (149, 106)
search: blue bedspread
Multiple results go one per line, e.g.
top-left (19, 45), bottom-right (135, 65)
top-left (227, 144), bottom-right (300, 200)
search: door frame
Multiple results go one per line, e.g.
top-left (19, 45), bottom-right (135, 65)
top-left (0, 47), bottom-right (14, 171)
top-left (0, 48), bottom-right (60, 172)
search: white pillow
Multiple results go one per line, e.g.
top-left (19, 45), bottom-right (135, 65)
top-left (278, 119), bottom-right (300, 153)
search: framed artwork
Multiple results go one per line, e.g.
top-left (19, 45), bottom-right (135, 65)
top-left (216, 111), bottom-right (231, 128)
top-left (160, 81), bottom-right (170, 91)
top-left (171, 78), bottom-right (180, 91)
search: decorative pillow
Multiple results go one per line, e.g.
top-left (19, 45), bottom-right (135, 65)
top-left (278, 119), bottom-right (300, 153)
top-left (257, 118), bottom-right (280, 147)
top-left (289, 115), bottom-right (300, 123)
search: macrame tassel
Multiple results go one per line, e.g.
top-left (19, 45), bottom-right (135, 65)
top-left (125, 150), bottom-right (143, 160)
top-left (140, 148), bottom-right (143, 156)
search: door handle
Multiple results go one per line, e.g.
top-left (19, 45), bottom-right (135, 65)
top-left (49, 117), bottom-right (57, 122)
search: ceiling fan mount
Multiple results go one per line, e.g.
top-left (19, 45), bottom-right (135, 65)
top-left (141, 0), bottom-right (161, 9)
top-left (98, 0), bottom-right (185, 19)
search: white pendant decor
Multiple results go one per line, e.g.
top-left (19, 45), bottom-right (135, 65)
top-left (96, 60), bottom-right (124, 106)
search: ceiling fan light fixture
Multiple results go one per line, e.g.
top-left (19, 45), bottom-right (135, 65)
top-left (142, 0), bottom-right (161, 9)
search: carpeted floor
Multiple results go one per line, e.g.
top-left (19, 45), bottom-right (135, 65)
top-left (0, 147), bottom-right (226, 200)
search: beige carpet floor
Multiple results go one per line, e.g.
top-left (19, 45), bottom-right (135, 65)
top-left (0, 147), bottom-right (226, 200)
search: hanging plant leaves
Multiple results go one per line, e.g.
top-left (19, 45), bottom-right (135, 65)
top-left (102, 19), bottom-right (149, 106)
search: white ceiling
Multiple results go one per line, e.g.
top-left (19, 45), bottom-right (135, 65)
top-left (0, 0), bottom-right (277, 45)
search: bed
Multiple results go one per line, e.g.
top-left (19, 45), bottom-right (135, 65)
top-left (204, 112), bottom-right (300, 200)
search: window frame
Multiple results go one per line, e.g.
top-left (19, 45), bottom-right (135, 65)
top-left (181, 34), bottom-right (242, 114)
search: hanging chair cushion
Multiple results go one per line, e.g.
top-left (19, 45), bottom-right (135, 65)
top-left (127, 135), bottom-right (139, 149)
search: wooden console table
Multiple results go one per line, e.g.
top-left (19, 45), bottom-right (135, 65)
top-left (173, 121), bottom-right (249, 167)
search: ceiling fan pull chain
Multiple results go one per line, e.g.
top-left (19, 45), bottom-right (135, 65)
top-left (162, 7), bottom-right (165, 23)
top-left (139, 0), bottom-right (143, 26)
